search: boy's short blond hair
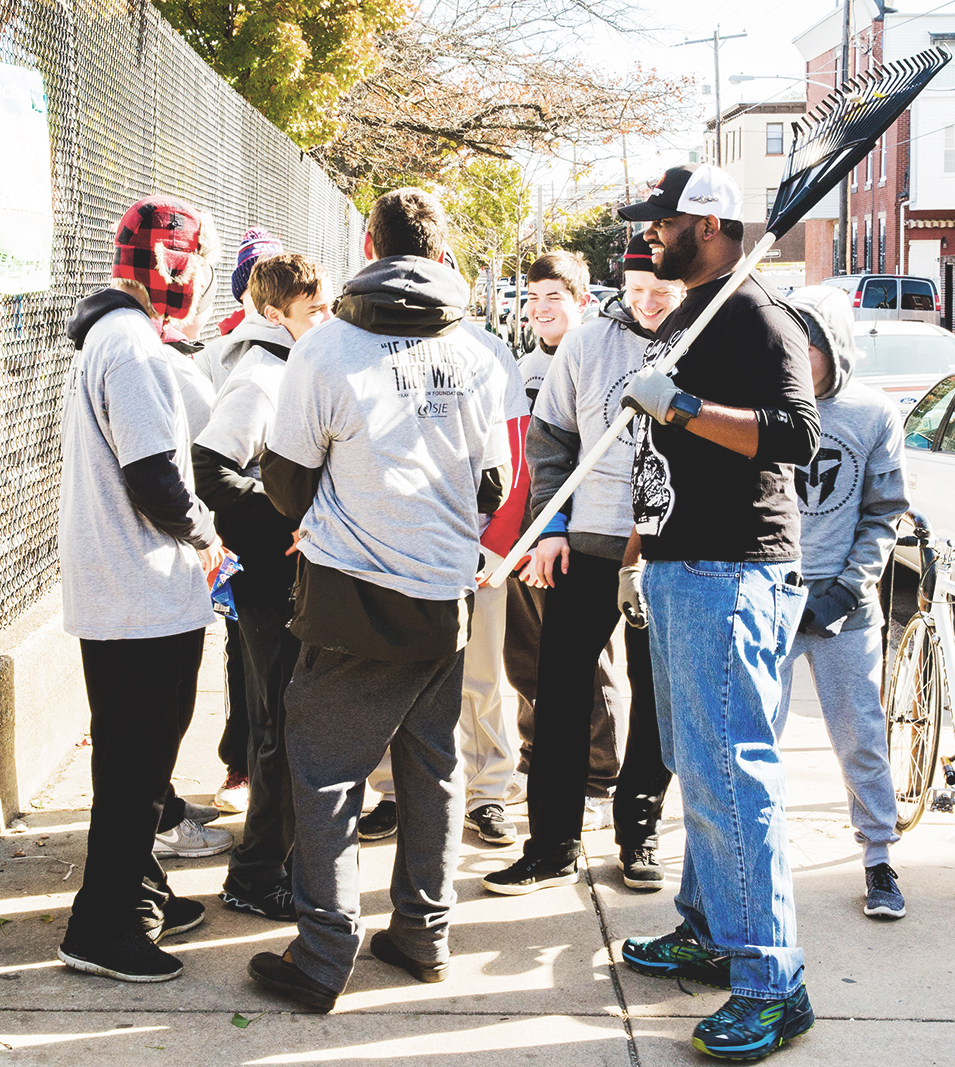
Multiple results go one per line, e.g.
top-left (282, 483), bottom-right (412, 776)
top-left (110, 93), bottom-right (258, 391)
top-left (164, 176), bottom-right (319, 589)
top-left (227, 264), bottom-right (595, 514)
top-left (526, 252), bottom-right (590, 302)
top-left (247, 253), bottom-right (329, 316)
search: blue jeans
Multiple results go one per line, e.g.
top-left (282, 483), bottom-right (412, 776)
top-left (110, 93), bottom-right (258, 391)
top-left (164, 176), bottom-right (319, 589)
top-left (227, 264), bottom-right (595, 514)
top-left (643, 559), bottom-right (806, 1000)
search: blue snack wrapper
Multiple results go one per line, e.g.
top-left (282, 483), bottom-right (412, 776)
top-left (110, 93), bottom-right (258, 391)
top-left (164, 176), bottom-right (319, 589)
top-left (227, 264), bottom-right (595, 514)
top-left (210, 555), bottom-right (243, 621)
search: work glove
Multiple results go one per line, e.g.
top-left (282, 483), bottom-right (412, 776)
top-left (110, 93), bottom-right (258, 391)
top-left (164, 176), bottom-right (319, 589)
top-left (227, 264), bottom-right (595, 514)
top-left (798, 583), bottom-right (857, 639)
top-left (621, 366), bottom-right (679, 426)
top-left (618, 565), bottom-right (649, 629)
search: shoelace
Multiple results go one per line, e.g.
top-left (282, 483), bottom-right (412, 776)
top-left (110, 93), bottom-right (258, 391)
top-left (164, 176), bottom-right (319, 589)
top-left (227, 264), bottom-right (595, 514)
top-left (867, 864), bottom-right (899, 892)
top-left (709, 994), bottom-right (762, 1024)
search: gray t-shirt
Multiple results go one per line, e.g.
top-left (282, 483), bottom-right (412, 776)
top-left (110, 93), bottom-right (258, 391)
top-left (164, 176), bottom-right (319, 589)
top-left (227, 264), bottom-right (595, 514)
top-left (59, 307), bottom-right (215, 640)
top-left (269, 317), bottom-right (510, 601)
top-left (533, 316), bottom-right (648, 541)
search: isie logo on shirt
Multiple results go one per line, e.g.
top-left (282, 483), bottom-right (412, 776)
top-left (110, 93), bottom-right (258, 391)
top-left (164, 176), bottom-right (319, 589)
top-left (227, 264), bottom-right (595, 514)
top-left (417, 400), bottom-right (450, 418)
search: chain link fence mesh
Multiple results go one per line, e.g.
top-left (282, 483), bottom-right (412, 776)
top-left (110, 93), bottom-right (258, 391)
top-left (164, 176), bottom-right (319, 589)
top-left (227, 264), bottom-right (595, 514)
top-left (0, 0), bottom-right (366, 631)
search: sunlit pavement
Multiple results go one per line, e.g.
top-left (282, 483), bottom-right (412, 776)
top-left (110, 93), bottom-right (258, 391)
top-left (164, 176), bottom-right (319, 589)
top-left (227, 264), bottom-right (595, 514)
top-left (1, 618), bottom-right (953, 1066)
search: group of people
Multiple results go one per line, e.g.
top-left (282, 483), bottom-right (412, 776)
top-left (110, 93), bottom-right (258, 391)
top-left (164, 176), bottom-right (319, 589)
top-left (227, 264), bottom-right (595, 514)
top-left (55, 161), bottom-right (909, 1062)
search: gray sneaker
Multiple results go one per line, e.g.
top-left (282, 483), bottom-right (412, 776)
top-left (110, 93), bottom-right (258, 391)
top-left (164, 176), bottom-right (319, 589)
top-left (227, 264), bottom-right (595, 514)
top-left (864, 863), bottom-right (905, 919)
top-left (182, 800), bottom-right (220, 825)
top-left (464, 804), bottom-right (517, 845)
top-left (154, 818), bottom-right (233, 858)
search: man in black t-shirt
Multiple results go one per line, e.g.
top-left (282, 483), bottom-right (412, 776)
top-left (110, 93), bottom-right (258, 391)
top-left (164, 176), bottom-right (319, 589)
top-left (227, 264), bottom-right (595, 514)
top-left (613, 164), bottom-right (820, 1063)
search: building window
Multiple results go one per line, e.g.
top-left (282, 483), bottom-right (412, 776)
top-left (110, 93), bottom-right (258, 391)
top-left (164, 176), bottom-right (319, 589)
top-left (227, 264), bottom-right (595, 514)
top-left (832, 226), bottom-right (840, 275)
top-left (880, 136), bottom-right (887, 183)
top-left (864, 217), bottom-right (872, 272)
top-left (851, 220), bottom-right (859, 273)
top-left (865, 150), bottom-right (873, 189)
top-left (946, 126), bottom-right (955, 173)
top-left (766, 122), bottom-right (784, 155)
top-left (851, 163), bottom-right (858, 191)
top-left (765, 188), bottom-right (777, 219)
top-left (878, 216), bottom-right (886, 272)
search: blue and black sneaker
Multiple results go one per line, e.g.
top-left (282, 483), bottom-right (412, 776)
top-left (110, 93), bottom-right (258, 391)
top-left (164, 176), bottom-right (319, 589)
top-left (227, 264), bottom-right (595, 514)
top-left (691, 983), bottom-right (814, 1061)
top-left (621, 921), bottom-right (731, 989)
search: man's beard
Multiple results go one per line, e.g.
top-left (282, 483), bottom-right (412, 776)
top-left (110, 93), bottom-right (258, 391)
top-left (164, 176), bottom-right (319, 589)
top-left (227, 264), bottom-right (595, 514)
top-left (654, 224), bottom-right (698, 281)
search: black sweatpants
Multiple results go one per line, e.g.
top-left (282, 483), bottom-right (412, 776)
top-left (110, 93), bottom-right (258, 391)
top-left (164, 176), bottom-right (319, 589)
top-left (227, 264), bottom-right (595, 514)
top-left (67, 629), bottom-right (205, 936)
top-left (526, 550), bottom-right (671, 863)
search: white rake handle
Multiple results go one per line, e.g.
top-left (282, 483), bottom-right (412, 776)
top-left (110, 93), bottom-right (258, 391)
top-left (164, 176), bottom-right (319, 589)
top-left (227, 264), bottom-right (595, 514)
top-left (485, 232), bottom-right (778, 588)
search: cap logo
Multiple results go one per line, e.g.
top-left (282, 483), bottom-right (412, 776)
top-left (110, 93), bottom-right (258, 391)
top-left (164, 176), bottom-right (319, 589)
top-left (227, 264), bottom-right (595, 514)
top-left (688, 194), bottom-right (718, 204)
top-left (649, 187), bottom-right (664, 197)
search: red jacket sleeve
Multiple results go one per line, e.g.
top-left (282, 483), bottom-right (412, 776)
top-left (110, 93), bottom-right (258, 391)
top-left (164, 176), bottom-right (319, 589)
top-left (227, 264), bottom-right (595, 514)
top-left (480, 413), bottom-right (530, 558)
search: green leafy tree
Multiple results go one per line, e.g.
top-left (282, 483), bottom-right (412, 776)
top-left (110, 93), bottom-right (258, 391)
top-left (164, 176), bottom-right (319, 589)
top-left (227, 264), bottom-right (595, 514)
top-left (550, 205), bottom-right (628, 286)
top-left (153, 0), bottom-right (407, 146)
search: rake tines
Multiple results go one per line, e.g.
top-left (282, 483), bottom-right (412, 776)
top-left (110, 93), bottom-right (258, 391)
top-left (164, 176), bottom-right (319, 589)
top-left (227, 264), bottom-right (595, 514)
top-left (768, 46), bottom-right (951, 239)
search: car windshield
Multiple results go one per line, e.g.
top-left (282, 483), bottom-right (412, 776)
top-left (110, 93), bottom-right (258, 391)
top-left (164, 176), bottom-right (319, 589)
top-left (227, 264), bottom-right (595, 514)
top-left (854, 330), bottom-right (955, 378)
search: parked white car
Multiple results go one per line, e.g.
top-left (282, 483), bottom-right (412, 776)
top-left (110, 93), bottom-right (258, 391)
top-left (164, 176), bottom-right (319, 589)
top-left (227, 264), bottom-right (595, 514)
top-left (852, 320), bottom-right (955, 415)
top-left (894, 372), bottom-right (955, 571)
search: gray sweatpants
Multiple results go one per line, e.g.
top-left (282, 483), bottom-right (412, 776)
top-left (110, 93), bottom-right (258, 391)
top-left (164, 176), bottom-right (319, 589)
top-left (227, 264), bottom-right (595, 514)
top-left (283, 644), bottom-right (466, 993)
top-left (777, 623), bottom-right (900, 867)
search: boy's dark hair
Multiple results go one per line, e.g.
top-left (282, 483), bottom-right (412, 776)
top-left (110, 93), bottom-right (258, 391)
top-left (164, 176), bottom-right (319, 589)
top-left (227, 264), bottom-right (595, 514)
top-left (247, 253), bottom-right (329, 316)
top-left (526, 251), bottom-right (590, 301)
top-left (720, 218), bottom-right (744, 243)
top-left (367, 188), bottom-right (449, 260)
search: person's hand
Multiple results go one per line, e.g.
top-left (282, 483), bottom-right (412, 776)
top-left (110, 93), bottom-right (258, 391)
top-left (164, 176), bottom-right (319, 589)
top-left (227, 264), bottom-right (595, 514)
top-left (199, 537), bottom-right (228, 586)
top-left (621, 365), bottom-right (679, 425)
top-left (518, 548), bottom-right (546, 588)
top-left (285, 529), bottom-right (303, 557)
top-left (618, 564), bottom-right (649, 628)
top-left (798, 584), bottom-right (857, 639)
top-left (476, 547), bottom-right (505, 587)
top-left (535, 536), bottom-right (570, 588)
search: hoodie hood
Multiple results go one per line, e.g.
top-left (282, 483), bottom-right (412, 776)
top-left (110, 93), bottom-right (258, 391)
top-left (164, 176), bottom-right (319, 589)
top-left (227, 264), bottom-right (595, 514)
top-left (788, 285), bottom-right (855, 400)
top-left (336, 255), bottom-right (468, 337)
top-left (217, 310), bottom-right (295, 372)
top-left (66, 288), bottom-right (151, 350)
top-left (599, 290), bottom-right (655, 340)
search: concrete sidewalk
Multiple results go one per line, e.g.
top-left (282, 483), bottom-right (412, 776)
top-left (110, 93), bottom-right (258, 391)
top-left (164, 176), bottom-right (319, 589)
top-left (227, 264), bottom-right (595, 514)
top-left (1, 620), bottom-right (954, 1066)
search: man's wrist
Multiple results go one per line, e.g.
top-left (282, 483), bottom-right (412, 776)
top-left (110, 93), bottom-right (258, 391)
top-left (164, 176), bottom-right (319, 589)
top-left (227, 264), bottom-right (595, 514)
top-left (666, 391), bottom-right (703, 429)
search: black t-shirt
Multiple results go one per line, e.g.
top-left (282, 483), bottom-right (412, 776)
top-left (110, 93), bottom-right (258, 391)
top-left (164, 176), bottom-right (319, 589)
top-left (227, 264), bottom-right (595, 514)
top-left (632, 273), bottom-right (819, 563)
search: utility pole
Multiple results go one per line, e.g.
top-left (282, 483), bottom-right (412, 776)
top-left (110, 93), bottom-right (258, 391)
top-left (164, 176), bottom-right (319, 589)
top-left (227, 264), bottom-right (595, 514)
top-left (677, 26), bottom-right (746, 168)
top-left (622, 133), bottom-right (632, 242)
top-left (536, 185), bottom-right (543, 258)
top-left (836, 0), bottom-right (851, 274)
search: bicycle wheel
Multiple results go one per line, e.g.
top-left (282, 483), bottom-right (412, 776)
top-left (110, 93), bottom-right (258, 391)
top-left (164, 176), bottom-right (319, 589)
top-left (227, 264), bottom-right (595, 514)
top-left (885, 614), bottom-right (943, 832)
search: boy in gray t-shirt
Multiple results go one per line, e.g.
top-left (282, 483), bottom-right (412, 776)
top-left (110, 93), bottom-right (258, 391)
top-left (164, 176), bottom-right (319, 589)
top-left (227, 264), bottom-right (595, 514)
top-left (777, 285), bottom-right (909, 920)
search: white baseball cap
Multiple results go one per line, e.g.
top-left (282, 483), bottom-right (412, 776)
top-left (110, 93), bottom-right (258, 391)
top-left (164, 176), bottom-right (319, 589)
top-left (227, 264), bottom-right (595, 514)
top-left (619, 163), bottom-right (743, 223)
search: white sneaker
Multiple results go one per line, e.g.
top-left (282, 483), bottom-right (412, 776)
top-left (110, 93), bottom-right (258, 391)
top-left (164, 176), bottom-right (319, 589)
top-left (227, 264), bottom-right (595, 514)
top-left (214, 771), bottom-right (249, 814)
top-left (154, 818), bottom-right (233, 858)
top-left (504, 771), bottom-right (528, 806)
top-left (581, 796), bottom-right (614, 832)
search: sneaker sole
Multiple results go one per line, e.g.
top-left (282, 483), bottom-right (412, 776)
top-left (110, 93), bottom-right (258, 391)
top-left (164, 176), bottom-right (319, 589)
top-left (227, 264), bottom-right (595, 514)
top-left (463, 816), bottom-right (517, 846)
top-left (150, 914), bottom-right (205, 943)
top-left (690, 1013), bottom-right (815, 1060)
top-left (357, 825), bottom-right (398, 841)
top-left (57, 946), bottom-right (182, 982)
top-left (214, 798), bottom-right (247, 814)
top-left (153, 841), bottom-right (233, 858)
top-left (481, 871), bottom-right (578, 895)
top-left (864, 903), bottom-right (906, 919)
top-left (219, 890), bottom-right (297, 923)
top-left (617, 858), bottom-right (664, 891)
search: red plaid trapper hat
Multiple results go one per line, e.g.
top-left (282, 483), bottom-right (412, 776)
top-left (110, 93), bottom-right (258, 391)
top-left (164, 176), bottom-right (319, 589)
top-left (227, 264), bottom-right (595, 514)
top-left (112, 196), bottom-right (219, 321)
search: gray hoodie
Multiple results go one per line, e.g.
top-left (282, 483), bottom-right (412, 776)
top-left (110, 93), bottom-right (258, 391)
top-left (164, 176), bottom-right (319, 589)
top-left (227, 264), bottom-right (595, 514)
top-left (787, 285), bottom-right (908, 624)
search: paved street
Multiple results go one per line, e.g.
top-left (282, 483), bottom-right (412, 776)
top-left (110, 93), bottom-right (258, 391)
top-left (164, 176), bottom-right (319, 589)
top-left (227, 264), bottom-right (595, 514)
top-left (1, 588), bottom-right (954, 1066)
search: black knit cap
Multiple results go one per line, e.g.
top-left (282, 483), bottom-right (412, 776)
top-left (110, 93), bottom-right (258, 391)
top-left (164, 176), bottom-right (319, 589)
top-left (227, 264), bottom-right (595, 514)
top-left (623, 232), bottom-right (655, 273)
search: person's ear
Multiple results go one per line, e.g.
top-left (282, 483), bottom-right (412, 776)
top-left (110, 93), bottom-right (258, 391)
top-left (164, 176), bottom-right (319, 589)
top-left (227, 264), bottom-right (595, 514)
top-left (363, 231), bottom-right (375, 262)
top-left (701, 215), bottom-right (719, 240)
top-left (263, 304), bottom-right (282, 326)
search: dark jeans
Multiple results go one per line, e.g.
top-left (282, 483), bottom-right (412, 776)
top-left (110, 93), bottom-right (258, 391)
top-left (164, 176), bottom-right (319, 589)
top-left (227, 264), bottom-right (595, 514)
top-left (525, 551), bottom-right (671, 864)
top-left (67, 629), bottom-right (205, 936)
top-left (217, 616), bottom-right (250, 777)
top-left (226, 587), bottom-right (299, 885)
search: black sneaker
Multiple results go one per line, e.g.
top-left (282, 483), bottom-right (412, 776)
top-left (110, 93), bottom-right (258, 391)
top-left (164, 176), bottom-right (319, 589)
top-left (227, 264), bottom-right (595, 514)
top-left (464, 804), bottom-right (517, 845)
top-left (248, 950), bottom-right (338, 1012)
top-left (691, 984), bottom-right (814, 1060)
top-left (143, 895), bottom-right (206, 943)
top-left (370, 929), bottom-right (448, 983)
top-left (482, 853), bottom-right (577, 895)
top-left (864, 863), bottom-right (906, 919)
top-left (358, 800), bottom-right (398, 840)
top-left (622, 921), bottom-right (731, 989)
top-left (618, 847), bottom-right (664, 890)
top-left (58, 929), bottom-right (183, 982)
top-left (220, 873), bottom-right (297, 922)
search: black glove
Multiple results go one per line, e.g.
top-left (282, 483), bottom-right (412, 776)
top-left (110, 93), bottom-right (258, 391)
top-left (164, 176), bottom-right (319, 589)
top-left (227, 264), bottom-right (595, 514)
top-left (798, 583), bottom-right (857, 639)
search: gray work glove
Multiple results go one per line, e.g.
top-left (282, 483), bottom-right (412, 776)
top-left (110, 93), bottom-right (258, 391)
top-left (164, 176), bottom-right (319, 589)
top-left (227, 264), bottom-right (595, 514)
top-left (618, 565), bottom-right (649, 628)
top-left (621, 365), bottom-right (679, 425)
top-left (798, 583), bottom-right (857, 639)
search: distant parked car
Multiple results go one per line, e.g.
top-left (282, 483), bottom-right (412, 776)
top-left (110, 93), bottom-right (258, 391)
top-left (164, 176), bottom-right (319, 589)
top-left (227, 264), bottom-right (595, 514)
top-left (497, 286), bottom-right (527, 324)
top-left (821, 274), bottom-right (941, 325)
top-left (894, 373), bottom-right (955, 571)
top-left (852, 320), bottom-right (955, 414)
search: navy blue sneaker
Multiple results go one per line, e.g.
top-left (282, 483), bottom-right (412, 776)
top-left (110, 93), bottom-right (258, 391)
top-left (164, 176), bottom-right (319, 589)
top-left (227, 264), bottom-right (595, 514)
top-left (691, 984), bottom-right (814, 1061)
top-left (622, 921), bottom-right (731, 989)
top-left (863, 863), bottom-right (905, 919)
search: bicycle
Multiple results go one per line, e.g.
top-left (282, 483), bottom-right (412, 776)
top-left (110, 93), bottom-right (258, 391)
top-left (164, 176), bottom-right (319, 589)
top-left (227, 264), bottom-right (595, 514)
top-left (885, 509), bottom-right (955, 831)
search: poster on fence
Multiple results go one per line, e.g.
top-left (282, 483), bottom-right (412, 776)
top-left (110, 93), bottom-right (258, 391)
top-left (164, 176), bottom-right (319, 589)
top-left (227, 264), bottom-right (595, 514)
top-left (0, 63), bottom-right (53, 294)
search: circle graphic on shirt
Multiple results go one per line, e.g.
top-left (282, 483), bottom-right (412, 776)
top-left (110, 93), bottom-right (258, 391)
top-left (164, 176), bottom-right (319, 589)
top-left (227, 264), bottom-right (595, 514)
top-left (795, 431), bottom-right (860, 517)
top-left (604, 369), bottom-right (645, 446)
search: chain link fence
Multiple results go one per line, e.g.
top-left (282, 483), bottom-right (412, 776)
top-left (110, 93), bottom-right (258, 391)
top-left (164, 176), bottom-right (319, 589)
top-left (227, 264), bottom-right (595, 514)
top-left (0, 0), bottom-right (366, 631)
